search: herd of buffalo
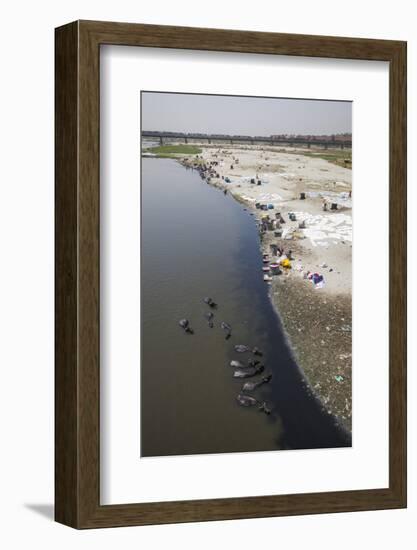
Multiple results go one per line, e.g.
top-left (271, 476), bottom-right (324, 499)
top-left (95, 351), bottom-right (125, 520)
top-left (179, 298), bottom-right (272, 415)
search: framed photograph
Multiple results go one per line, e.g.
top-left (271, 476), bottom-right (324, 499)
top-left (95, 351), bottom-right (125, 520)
top-left (55, 20), bottom-right (406, 528)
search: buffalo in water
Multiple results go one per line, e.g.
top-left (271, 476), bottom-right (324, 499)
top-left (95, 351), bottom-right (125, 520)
top-left (234, 344), bottom-right (263, 356)
top-left (230, 359), bottom-right (261, 369)
top-left (178, 319), bottom-right (194, 334)
top-left (242, 374), bottom-right (272, 392)
top-left (221, 321), bottom-right (232, 340)
top-left (233, 365), bottom-right (264, 378)
top-left (203, 297), bottom-right (217, 308)
top-left (204, 311), bottom-right (214, 328)
top-left (236, 394), bottom-right (272, 415)
top-left (258, 401), bottom-right (272, 415)
top-left (230, 360), bottom-right (245, 368)
top-left (234, 344), bottom-right (251, 353)
top-left (236, 394), bottom-right (257, 407)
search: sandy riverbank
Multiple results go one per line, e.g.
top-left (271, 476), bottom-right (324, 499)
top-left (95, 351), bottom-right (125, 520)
top-left (168, 143), bottom-right (352, 431)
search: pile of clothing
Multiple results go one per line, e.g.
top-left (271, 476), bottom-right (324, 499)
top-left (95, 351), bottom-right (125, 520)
top-left (307, 272), bottom-right (325, 289)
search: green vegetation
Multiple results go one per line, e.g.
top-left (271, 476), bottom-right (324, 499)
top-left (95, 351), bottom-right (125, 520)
top-left (286, 148), bottom-right (352, 169)
top-left (144, 144), bottom-right (202, 158)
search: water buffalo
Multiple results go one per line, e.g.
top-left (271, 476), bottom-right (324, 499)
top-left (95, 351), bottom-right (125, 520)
top-left (234, 344), bottom-right (251, 353)
top-left (233, 365), bottom-right (264, 378)
top-left (179, 319), bottom-right (194, 334)
top-left (236, 394), bottom-right (258, 407)
top-left (235, 344), bottom-right (263, 356)
top-left (221, 321), bottom-right (232, 339)
top-left (230, 360), bottom-right (245, 368)
top-left (204, 312), bottom-right (214, 328)
top-left (242, 374), bottom-right (272, 392)
top-left (258, 401), bottom-right (272, 415)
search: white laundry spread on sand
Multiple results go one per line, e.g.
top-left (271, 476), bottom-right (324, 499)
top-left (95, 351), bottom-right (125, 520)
top-left (307, 190), bottom-right (352, 208)
top-left (258, 193), bottom-right (284, 201)
top-left (291, 212), bottom-right (352, 247)
top-left (240, 195), bottom-right (257, 202)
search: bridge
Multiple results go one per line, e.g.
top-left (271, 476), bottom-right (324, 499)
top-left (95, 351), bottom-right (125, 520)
top-left (142, 131), bottom-right (352, 149)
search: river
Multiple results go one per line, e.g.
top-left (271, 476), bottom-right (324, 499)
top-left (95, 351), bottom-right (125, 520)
top-left (141, 158), bottom-right (350, 457)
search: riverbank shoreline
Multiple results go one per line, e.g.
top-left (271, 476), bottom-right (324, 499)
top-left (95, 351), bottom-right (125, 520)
top-left (144, 143), bottom-right (352, 432)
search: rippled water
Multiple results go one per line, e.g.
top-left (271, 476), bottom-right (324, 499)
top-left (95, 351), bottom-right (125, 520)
top-left (141, 158), bottom-right (350, 457)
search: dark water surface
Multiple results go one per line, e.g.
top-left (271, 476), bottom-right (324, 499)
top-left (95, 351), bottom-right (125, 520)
top-left (141, 158), bottom-right (350, 457)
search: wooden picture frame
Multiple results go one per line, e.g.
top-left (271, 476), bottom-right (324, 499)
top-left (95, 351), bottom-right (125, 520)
top-left (55, 20), bottom-right (407, 528)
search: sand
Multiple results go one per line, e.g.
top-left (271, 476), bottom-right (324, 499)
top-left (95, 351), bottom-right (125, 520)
top-left (180, 144), bottom-right (352, 432)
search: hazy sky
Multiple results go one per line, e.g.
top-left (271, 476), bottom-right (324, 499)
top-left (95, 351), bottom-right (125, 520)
top-left (141, 92), bottom-right (352, 135)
